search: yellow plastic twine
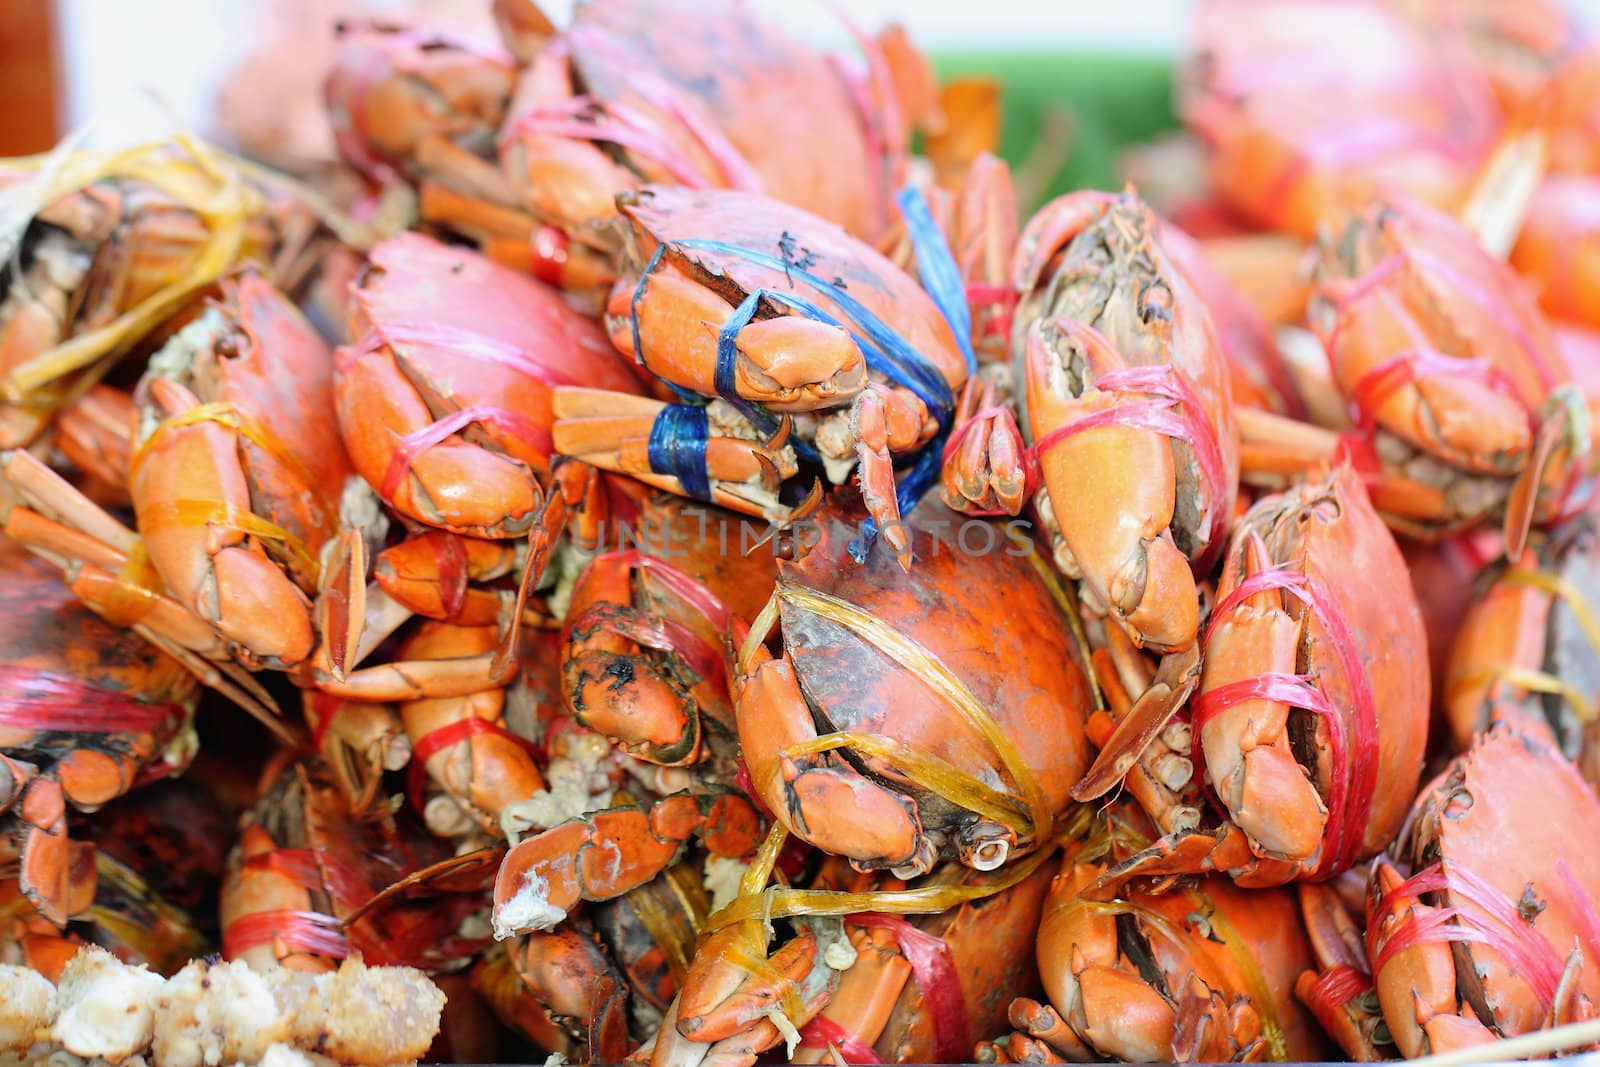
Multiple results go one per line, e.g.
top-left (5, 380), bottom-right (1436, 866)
top-left (3, 133), bottom-right (256, 401)
top-left (743, 579), bottom-right (1053, 852)
top-left (1450, 565), bottom-right (1600, 725)
top-left (128, 401), bottom-right (333, 585)
top-left (1181, 888), bottom-right (1288, 1061)
top-left (707, 564), bottom-right (1095, 1036)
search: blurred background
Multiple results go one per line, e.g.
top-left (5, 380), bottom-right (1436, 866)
top-left (1, 0), bottom-right (1596, 199)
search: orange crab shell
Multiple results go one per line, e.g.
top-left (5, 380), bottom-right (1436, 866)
top-left (335, 232), bottom-right (644, 536)
top-left (743, 497), bottom-right (1094, 870)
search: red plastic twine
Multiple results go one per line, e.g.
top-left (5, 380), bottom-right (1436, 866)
top-left (407, 715), bottom-right (544, 814)
top-left (847, 914), bottom-right (968, 1064)
top-left (965, 283), bottom-right (1018, 341)
top-left (1300, 962), bottom-right (1373, 1026)
top-left (797, 1015), bottom-right (884, 1063)
top-left (431, 533), bottom-right (471, 622)
top-left (308, 691), bottom-right (341, 751)
top-left (223, 908), bottom-right (350, 960)
top-left (0, 667), bottom-right (186, 736)
top-left (223, 844), bottom-right (380, 961)
top-left (1368, 862), bottom-right (1567, 1011)
top-left (245, 847), bottom-right (375, 911)
top-left (1190, 565), bottom-right (1380, 877)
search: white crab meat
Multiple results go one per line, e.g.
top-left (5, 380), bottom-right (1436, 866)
top-left (0, 965), bottom-right (52, 1051)
top-left (151, 959), bottom-right (295, 1067)
top-left (49, 947), bottom-right (165, 1062)
top-left (493, 869), bottom-right (568, 938)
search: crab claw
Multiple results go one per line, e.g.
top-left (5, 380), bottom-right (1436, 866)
top-left (941, 376), bottom-right (1028, 516)
top-left (612, 269), bottom-right (867, 411)
top-left (491, 792), bottom-right (762, 939)
top-left (1023, 317), bottom-right (1199, 654)
top-left (1199, 529), bottom-right (1328, 863)
top-left (736, 647), bottom-right (931, 875)
top-left (669, 916), bottom-right (849, 1063)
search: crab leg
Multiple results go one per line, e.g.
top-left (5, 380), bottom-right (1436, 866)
top-left (492, 792), bottom-right (762, 938)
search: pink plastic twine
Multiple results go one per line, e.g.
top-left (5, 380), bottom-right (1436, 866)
top-left (1369, 862), bottom-right (1568, 1011)
top-left (942, 329), bottom-right (1228, 544)
top-left (380, 405), bottom-right (554, 501)
top-left (1190, 565), bottom-right (1379, 877)
top-left (847, 913), bottom-right (968, 1064)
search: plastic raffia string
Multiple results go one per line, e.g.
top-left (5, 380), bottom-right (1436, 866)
top-left (1299, 963), bottom-right (1375, 1033)
top-left (3, 133), bottom-right (257, 401)
top-left (1181, 885), bottom-right (1289, 1062)
top-left (743, 579), bottom-right (1051, 848)
top-left (1447, 565), bottom-right (1600, 726)
top-left (408, 715), bottom-right (544, 815)
top-left (1189, 563), bottom-right (1380, 877)
top-left (126, 400), bottom-right (334, 584)
top-left (562, 550), bottom-right (738, 698)
top-left (348, 318), bottom-right (587, 501)
top-left (1367, 861), bottom-right (1566, 1011)
top-left (1326, 243), bottom-right (1552, 434)
top-left (0, 666), bottom-right (185, 735)
top-left (629, 184), bottom-right (969, 560)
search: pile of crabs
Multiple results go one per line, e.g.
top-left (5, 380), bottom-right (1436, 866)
top-left (7, 0), bottom-right (1600, 1064)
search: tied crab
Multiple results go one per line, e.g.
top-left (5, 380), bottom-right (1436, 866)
top-left (1079, 463), bottom-right (1429, 888)
top-left (1175, 0), bottom-right (1503, 240)
top-left (733, 495), bottom-right (1094, 879)
top-left (0, 134), bottom-right (329, 447)
top-left (478, 0), bottom-right (930, 295)
top-left (554, 183), bottom-right (974, 570)
top-left (978, 804), bottom-right (1324, 1064)
top-left (559, 494), bottom-right (779, 771)
top-left (793, 858), bottom-right (1058, 1065)
top-left (0, 268), bottom-right (466, 728)
top-left (0, 535), bottom-right (198, 928)
top-left (336, 230), bottom-right (644, 545)
top-left (1005, 187), bottom-right (1238, 660)
top-left (220, 755), bottom-right (490, 977)
top-left (1444, 509), bottom-right (1600, 785)
top-left (1241, 193), bottom-right (1590, 555)
top-left (1350, 726), bottom-right (1600, 1057)
top-left (323, 19), bottom-right (517, 193)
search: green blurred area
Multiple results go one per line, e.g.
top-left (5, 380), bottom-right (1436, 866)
top-left (932, 51), bottom-right (1180, 210)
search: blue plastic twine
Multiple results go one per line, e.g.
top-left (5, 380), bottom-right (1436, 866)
top-left (646, 403), bottom-right (712, 500)
top-left (631, 185), bottom-right (970, 560)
